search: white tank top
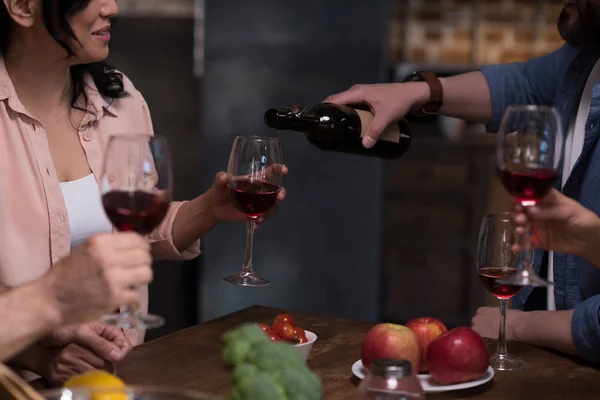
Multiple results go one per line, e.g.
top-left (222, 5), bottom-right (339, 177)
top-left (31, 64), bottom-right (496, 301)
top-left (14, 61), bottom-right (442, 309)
top-left (60, 174), bottom-right (113, 249)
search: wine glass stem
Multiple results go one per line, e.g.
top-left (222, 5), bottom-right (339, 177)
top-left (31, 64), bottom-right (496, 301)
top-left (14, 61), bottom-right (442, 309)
top-left (122, 292), bottom-right (140, 316)
top-left (122, 304), bottom-right (135, 316)
top-left (241, 218), bottom-right (256, 275)
top-left (522, 209), bottom-right (534, 270)
top-left (496, 299), bottom-right (509, 357)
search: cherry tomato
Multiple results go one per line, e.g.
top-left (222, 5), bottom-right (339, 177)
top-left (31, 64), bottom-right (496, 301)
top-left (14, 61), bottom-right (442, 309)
top-left (273, 322), bottom-right (297, 342)
top-left (273, 314), bottom-right (295, 326)
top-left (268, 332), bottom-right (280, 342)
top-left (297, 335), bottom-right (308, 344)
top-left (292, 326), bottom-right (305, 337)
top-left (256, 323), bottom-right (271, 334)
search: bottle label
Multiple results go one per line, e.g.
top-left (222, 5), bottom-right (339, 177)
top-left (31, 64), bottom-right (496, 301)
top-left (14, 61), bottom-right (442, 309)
top-left (355, 109), bottom-right (401, 143)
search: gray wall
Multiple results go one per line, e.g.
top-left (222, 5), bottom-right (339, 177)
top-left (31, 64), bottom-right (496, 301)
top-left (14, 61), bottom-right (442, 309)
top-left (200, 0), bottom-right (390, 322)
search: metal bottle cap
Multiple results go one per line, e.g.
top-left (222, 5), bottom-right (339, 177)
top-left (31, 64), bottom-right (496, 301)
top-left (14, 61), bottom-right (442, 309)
top-left (371, 359), bottom-right (413, 379)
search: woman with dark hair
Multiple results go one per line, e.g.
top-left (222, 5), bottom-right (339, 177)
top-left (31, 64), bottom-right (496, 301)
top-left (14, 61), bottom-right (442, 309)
top-left (0, 0), bottom-right (288, 385)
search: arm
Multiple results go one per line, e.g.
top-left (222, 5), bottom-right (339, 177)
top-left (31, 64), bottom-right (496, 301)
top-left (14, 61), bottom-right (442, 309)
top-left (137, 96), bottom-right (284, 258)
top-left (511, 309), bottom-right (578, 357)
top-left (570, 296), bottom-right (600, 364)
top-left (478, 43), bottom-right (577, 131)
top-left (413, 43), bottom-right (577, 128)
top-left (0, 281), bottom-right (53, 370)
top-left (413, 71), bottom-right (493, 125)
top-left (0, 278), bottom-right (61, 362)
top-left (422, 43), bottom-right (576, 128)
top-left (171, 194), bottom-right (219, 253)
top-left (326, 44), bottom-right (576, 146)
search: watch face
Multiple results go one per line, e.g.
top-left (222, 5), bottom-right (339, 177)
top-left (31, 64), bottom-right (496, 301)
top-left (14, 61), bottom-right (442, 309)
top-left (404, 71), bottom-right (424, 83)
top-left (423, 104), bottom-right (441, 113)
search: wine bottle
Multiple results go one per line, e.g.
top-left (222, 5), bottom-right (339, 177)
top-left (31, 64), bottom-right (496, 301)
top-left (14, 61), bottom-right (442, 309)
top-left (264, 103), bottom-right (412, 159)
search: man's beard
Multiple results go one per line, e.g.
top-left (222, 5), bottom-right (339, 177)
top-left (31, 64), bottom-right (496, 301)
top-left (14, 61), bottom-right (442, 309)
top-left (557, 1), bottom-right (600, 47)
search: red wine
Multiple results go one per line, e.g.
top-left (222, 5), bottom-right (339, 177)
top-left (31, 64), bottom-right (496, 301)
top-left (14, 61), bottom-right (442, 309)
top-left (228, 179), bottom-right (280, 217)
top-left (498, 167), bottom-right (558, 204)
top-left (478, 267), bottom-right (523, 299)
top-left (102, 190), bottom-right (170, 234)
top-left (264, 103), bottom-right (412, 159)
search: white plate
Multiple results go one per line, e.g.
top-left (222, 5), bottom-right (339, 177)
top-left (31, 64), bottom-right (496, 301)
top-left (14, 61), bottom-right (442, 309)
top-left (351, 360), bottom-right (494, 393)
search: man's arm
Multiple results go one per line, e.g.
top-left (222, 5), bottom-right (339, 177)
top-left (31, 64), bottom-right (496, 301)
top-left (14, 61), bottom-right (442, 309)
top-left (511, 309), bottom-right (578, 356)
top-left (434, 72), bottom-right (493, 124)
top-left (477, 42), bottom-right (578, 131)
top-left (510, 296), bottom-right (600, 365)
top-left (0, 278), bottom-right (62, 362)
top-left (411, 43), bottom-right (578, 128)
top-left (411, 44), bottom-right (577, 128)
top-left (326, 43), bottom-right (577, 146)
top-left (570, 296), bottom-right (600, 364)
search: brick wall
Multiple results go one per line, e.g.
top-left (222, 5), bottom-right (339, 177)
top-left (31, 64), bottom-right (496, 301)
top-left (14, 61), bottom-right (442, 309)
top-left (390, 0), bottom-right (565, 65)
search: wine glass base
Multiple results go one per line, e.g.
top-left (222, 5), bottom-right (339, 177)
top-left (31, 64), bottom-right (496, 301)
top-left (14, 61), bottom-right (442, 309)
top-left (498, 269), bottom-right (553, 287)
top-left (223, 273), bottom-right (271, 287)
top-left (491, 354), bottom-right (525, 371)
top-left (100, 312), bottom-right (165, 330)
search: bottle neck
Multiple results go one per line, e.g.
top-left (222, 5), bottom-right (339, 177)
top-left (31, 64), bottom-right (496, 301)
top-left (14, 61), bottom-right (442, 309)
top-left (265, 107), bottom-right (320, 133)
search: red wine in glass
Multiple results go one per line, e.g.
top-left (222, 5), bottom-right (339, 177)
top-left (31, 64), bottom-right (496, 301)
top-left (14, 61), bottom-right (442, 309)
top-left (228, 179), bottom-right (280, 217)
top-left (498, 167), bottom-right (558, 205)
top-left (478, 267), bottom-right (524, 300)
top-left (223, 136), bottom-right (283, 287)
top-left (100, 134), bottom-right (173, 330)
top-left (102, 190), bottom-right (170, 234)
top-left (477, 213), bottom-right (525, 371)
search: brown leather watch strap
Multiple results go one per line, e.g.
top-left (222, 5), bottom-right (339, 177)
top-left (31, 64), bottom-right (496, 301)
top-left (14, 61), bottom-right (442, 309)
top-left (403, 71), bottom-right (444, 116)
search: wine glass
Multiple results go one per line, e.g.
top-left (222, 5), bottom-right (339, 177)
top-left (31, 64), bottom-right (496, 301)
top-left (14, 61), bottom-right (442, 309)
top-left (496, 105), bottom-right (563, 287)
top-left (100, 134), bottom-right (173, 329)
top-left (477, 213), bottom-right (525, 371)
top-left (223, 136), bottom-right (283, 287)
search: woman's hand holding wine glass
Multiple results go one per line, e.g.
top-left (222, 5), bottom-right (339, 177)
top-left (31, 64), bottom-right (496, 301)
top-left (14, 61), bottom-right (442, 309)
top-left (207, 165), bottom-right (288, 225)
top-left (222, 136), bottom-right (286, 287)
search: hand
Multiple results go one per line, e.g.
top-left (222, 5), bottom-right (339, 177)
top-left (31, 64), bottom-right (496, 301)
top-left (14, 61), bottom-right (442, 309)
top-left (38, 323), bottom-right (132, 386)
top-left (471, 307), bottom-right (521, 341)
top-left (43, 232), bottom-right (153, 326)
top-left (208, 166), bottom-right (289, 224)
top-left (324, 82), bottom-right (428, 148)
top-left (511, 189), bottom-right (600, 259)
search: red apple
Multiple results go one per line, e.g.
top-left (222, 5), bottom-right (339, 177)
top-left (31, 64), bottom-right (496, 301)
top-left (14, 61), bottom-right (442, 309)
top-left (406, 317), bottom-right (448, 373)
top-left (426, 327), bottom-right (490, 385)
top-left (361, 323), bottom-right (421, 372)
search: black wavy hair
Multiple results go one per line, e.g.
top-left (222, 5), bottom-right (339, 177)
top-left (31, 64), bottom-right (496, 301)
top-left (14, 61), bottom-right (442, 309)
top-left (0, 0), bottom-right (128, 113)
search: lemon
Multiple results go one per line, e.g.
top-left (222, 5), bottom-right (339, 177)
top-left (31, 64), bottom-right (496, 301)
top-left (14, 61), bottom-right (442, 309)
top-left (64, 370), bottom-right (128, 400)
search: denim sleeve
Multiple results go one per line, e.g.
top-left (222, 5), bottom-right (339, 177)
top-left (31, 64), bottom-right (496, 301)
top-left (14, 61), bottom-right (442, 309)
top-left (479, 43), bottom-right (578, 132)
top-left (572, 295), bottom-right (600, 364)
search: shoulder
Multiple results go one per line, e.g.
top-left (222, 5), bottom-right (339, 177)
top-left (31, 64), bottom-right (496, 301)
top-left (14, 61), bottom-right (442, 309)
top-left (93, 70), bottom-right (154, 132)
top-left (109, 70), bottom-right (151, 115)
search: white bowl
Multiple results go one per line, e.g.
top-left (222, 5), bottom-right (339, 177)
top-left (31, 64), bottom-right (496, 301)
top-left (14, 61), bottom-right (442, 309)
top-left (294, 330), bottom-right (317, 361)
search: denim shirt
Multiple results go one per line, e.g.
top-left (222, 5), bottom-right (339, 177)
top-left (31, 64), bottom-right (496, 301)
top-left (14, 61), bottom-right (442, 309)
top-left (480, 43), bottom-right (600, 364)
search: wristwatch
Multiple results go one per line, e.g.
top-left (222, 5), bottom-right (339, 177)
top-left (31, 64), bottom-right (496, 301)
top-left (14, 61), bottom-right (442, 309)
top-left (403, 71), bottom-right (444, 116)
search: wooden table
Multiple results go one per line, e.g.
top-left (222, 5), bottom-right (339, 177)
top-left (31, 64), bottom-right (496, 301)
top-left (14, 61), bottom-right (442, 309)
top-left (117, 306), bottom-right (600, 399)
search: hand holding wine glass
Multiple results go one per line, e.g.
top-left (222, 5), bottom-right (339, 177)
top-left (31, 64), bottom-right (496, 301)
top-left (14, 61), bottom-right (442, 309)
top-left (223, 136), bottom-right (284, 287)
top-left (496, 105), bottom-right (563, 287)
top-left (100, 134), bottom-right (173, 329)
top-left (511, 189), bottom-right (600, 260)
top-left (207, 167), bottom-right (288, 225)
